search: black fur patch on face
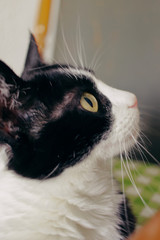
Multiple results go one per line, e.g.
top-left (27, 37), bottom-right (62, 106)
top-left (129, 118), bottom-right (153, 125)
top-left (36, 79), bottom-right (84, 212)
top-left (0, 34), bottom-right (113, 179)
top-left (8, 66), bottom-right (113, 179)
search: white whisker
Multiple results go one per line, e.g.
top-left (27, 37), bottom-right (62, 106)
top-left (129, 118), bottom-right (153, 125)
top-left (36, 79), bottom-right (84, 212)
top-left (139, 104), bottom-right (160, 113)
top-left (110, 157), bottom-right (115, 195)
top-left (90, 47), bottom-right (103, 72)
top-left (119, 142), bottom-right (130, 234)
top-left (132, 134), bottom-right (160, 165)
top-left (42, 164), bottom-right (60, 180)
top-left (76, 18), bottom-right (87, 69)
top-left (61, 26), bottom-right (78, 68)
top-left (119, 140), bottom-right (150, 212)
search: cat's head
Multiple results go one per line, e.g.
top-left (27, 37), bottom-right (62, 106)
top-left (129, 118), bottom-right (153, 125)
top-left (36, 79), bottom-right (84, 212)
top-left (0, 34), bottom-right (139, 179)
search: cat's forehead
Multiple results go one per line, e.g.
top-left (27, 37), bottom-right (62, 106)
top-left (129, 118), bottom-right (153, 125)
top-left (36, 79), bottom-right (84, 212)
top-left (45, 64), bottom-right (96, 85)
top-left (33, 65), bottom-right (98, 96)
top-left (57, 66), bottom-right (95, 79)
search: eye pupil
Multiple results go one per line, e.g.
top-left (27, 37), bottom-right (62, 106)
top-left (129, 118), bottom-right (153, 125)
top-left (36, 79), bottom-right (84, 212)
top-left (84, 97), bottom-right (93, 108)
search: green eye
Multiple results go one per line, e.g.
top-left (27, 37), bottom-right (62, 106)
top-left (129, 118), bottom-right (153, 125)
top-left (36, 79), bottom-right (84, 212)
top-left (80, 92), bottom-right (98, 112)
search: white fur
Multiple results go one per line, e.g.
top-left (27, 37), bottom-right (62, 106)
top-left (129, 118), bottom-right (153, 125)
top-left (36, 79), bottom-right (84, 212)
top-left (0, 74), bottom-right (139, 240)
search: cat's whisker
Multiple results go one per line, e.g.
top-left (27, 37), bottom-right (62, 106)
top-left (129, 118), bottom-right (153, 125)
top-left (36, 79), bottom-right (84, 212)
top-left (119, 139), bottom-right (150, 211)
top-left (131, 134), bottom-right (149, 166)
top-left (122, 141), bottom-right (136, 183)
top-left (110, 156), bottom-right (115, 195)
top-left (60, 26), bottom-right (78, 68)
top-left (76, 18), bottom-right (87, 69)
top-left (123, 153), bottom-right (148, 208)
top-left (143, 126), bottom-right (160, 137)
top-left (89, 47), bottom-right (103, 72)
top-left (42, 164), bottom-right (60, 180)
top-left (129, 145), bottom-right (137, 161)
top-left (140, 111), bottom-right (160, 120)
top-left (139, 115), bottom-right (160, 137)
top-left (132, 134), bottom-right (160, 165)
top-left (138, 129), bottom-right (152, 146)
top-left (131, 130), bottom-right (151, 165)
top-left (58, 45), bottom-right (72, 69)
top-left (55, 62), bottom-right (74, 78)
top-left (127, 155), bottom-right (140, 176)
top-left (119, 141), bottom-right (131, 234)
top-left (135, 143), bottom-right (149, 166)
top-left (139, 104), bottom-right (160, 113)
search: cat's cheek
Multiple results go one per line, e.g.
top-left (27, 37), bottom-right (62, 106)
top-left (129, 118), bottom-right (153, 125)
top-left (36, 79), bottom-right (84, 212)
top-left (107, 106), bottom-right (140, 157)
top-left (92, 108), bottom-right (139, 160)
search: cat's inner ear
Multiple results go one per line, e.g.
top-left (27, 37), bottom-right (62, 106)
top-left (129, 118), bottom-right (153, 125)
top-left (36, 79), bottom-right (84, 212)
top-left (0, 61), bottom-right (22, 144)
top-left (21, 33), bottom-right (43, 80)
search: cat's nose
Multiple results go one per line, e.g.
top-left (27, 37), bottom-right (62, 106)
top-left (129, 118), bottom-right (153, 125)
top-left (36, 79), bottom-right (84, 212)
top-left (128, 94), bottom-right (138, 108)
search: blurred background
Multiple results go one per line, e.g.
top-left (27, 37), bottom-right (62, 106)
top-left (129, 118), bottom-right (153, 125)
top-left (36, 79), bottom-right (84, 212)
top-left (0, 0), bottom-right (159, 162)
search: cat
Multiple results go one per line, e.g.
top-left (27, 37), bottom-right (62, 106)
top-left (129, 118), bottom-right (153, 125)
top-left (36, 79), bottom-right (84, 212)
top-left (0, 34), bottom-right (139, 240)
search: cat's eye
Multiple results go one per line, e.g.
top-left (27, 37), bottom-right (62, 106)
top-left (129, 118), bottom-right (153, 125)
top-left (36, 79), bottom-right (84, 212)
top-left (80, 92), bottom-right (98, 112)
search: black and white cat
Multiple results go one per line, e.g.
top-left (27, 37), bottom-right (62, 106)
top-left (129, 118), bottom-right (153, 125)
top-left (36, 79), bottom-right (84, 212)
top-left (0, 34), bottom-right (139, 240)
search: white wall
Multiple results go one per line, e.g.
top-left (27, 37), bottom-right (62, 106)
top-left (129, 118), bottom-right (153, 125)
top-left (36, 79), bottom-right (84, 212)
top-left (0, 0), bottom-right (39, 75)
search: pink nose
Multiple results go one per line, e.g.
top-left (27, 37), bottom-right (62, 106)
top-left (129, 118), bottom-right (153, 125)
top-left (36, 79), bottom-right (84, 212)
top-left (128, 96), bottom-right (138, 108)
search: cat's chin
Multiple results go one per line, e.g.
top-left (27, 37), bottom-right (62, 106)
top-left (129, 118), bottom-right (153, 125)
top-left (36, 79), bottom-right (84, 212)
top-left (92, 109), bottom-right (140, 161)
top-left (107, 127), bottom-right (139, 159)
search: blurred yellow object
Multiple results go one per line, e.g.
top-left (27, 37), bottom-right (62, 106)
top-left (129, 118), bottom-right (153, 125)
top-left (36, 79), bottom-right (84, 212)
top-left (34, 0), bottom-right (52, 56)
top-left (128, 211), bottom-right (160, 240)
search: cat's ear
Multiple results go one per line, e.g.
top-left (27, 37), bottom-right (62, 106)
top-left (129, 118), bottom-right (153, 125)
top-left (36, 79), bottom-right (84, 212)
top-left (0, 60), bottom-right (23, 145)
top-left (21, 33), bottom-right (43, 80)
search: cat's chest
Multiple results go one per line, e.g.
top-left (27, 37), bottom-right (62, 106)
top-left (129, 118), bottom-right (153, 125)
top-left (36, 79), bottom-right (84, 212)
top-left (0, 149), bottom-right (122, 240)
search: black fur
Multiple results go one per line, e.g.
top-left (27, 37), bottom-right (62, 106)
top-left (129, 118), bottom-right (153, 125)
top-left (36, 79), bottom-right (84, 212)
top-left (0, 34), bottom-right (112, 179)
top-left (118, 196), bottom-right (136, 239)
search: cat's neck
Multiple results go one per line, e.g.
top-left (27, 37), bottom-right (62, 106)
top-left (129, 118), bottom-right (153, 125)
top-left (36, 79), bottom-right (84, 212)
top-left (0, 146), bottom-right (122, 240)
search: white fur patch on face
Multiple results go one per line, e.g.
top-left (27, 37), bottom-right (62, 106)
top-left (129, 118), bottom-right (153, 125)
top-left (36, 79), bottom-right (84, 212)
top-left (94, 78), bottom-right (139, 158)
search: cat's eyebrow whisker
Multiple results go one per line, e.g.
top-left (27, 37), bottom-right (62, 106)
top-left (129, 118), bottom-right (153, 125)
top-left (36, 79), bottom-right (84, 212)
top-left (89, 47), bottom-right (104, 72)
top-left (59, 47), bottom-right (72, 70)
top-left (48, 55), bottom-right (75, 79)
top-left (68, 66), bottom-right (79, 80)
top-left (25, 64), bottom-right (59, 72)
top-left (61, 26), bottom-right (78, 68)
top-left (57, 64), bottom-right (73, 78)
top-left (89, 48), bottom-right (100, 71)
top-left (76, 18), bottom-right (87, 69)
